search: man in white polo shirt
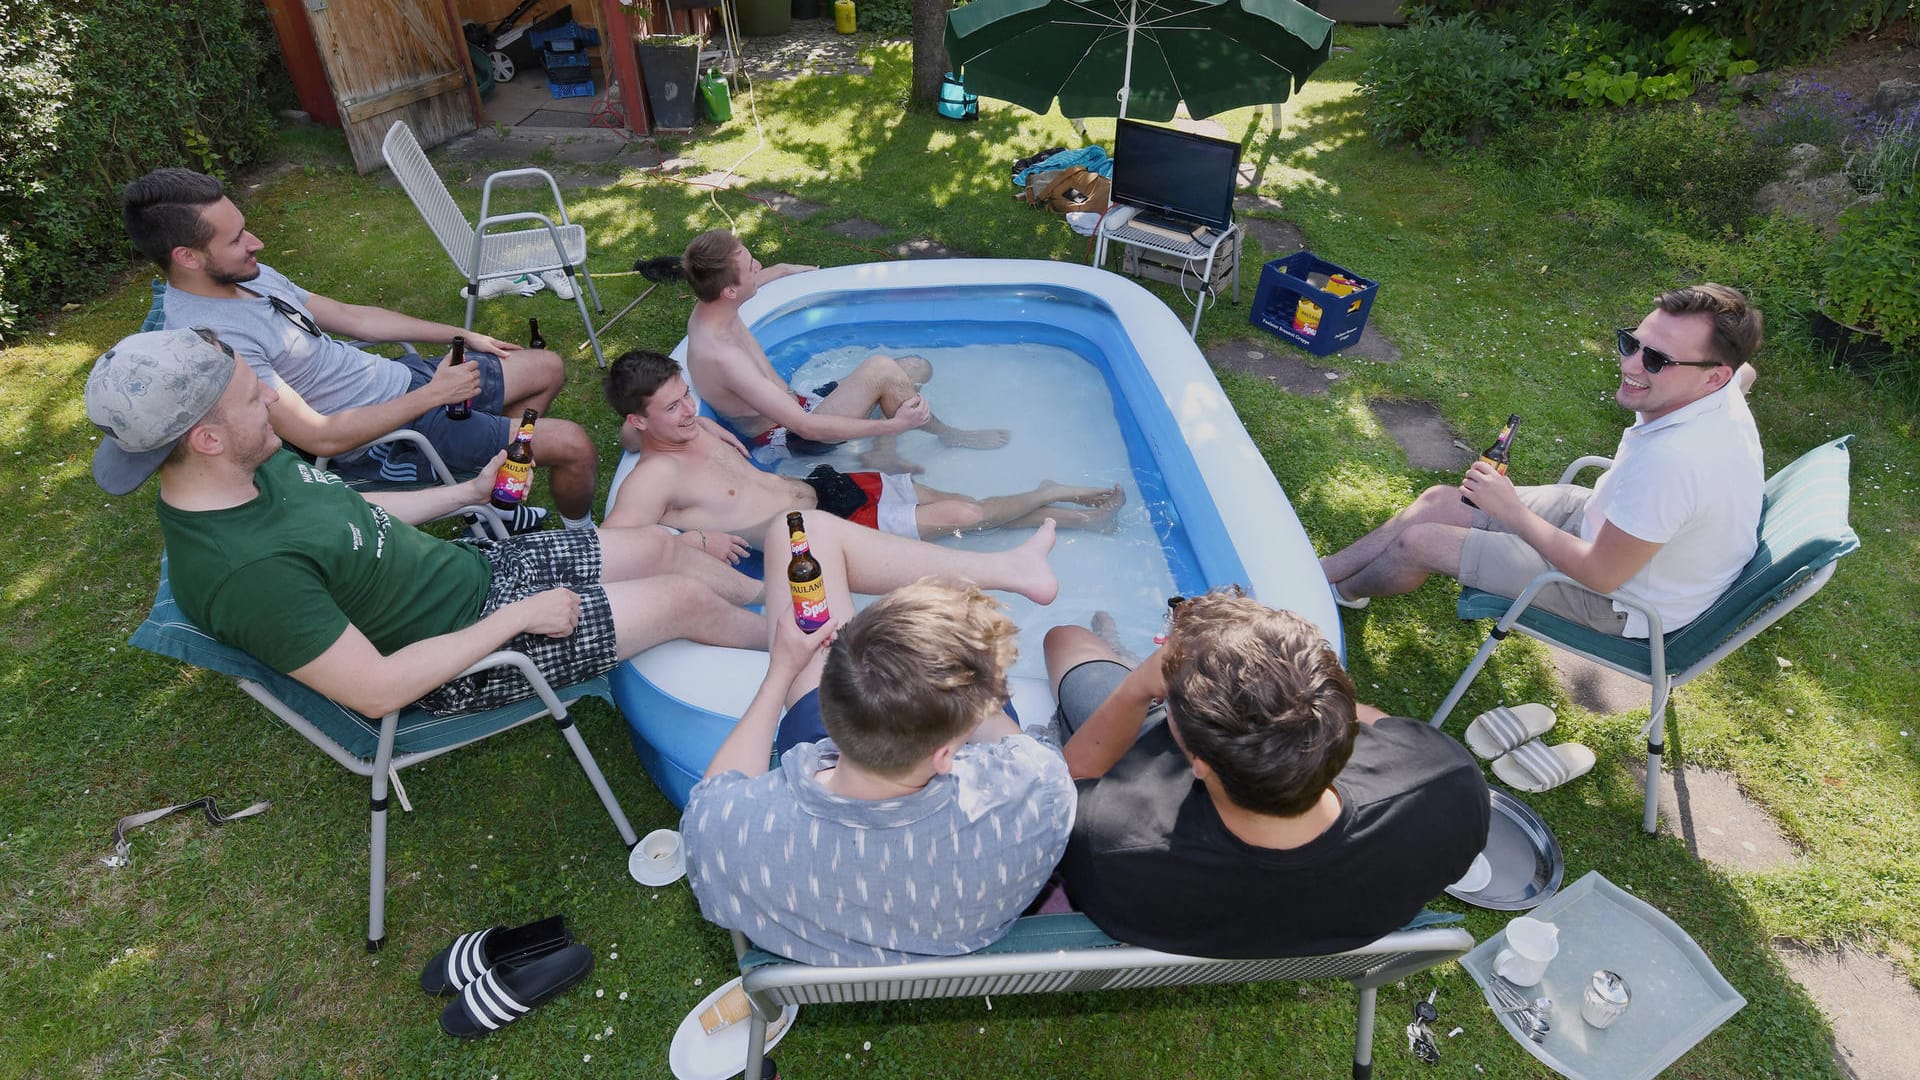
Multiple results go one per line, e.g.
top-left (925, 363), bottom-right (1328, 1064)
top-left (1320, 283), bottom-right (1764, 638)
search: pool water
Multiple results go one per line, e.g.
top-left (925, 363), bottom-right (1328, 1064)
top-left (744, 285), bottom-right (1243, 678)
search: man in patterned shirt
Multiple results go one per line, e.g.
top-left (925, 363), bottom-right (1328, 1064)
top-left (684, 519), bottom-right (1074, 966)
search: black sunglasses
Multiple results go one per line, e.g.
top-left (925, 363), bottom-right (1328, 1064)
top-left (1615, 327), bottom-right (1723, 375)
top-left (268, 295), bottom-right (320, 337)
top-left (190, 326), bottom-right (237, 360)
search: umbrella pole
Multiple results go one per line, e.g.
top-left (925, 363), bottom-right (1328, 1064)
top-left (1118, 0), bottom-right (1138, 120)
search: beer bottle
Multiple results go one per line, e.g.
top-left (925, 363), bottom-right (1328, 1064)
top-left (491, 409), bottom-right (538, 511)
top-left (445, 337), bottom-right (471, 420)
top-left (1462, 413), bottom-right (1521, 508)
top-left (528, 317), bottom-right (545, 349)
top-left (1152, 595), bottom-right (1185, 647)
top-left (786, 511), bottom-right (831, 633)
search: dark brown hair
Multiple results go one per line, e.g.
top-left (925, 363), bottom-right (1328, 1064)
top-left (123, 168), bottom-right (226, 270)
top-left (683, 229), bottom-right (743, 302)
top-left (817, 580), bottom-right (1018, 778)
top-left (1162, 589), bottom-right (1358, 817)
top-left (603, 349), bottom-right (682, 418)
top-left (1655, 282), bottom-right (1763, 370)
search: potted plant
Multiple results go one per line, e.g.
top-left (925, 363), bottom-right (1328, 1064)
top-left (1817, 111), bottom-right (1920, 368)
top-left (634, 34), bottom-right (704, 131)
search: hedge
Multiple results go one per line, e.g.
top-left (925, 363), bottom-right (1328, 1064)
top-left (0, 0), bottom-right (284, 339)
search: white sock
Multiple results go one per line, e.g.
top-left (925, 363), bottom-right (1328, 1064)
top-left (562, 513), bottom-right (594, 531)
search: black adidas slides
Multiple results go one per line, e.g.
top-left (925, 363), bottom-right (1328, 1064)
top-left (420, 915), bottom-right (571, 996)
top-left (440, 943), bottom-right (594, 1039)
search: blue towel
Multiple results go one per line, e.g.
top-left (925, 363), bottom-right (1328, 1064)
top-left (1014, 145), bottom-right (1113, 187)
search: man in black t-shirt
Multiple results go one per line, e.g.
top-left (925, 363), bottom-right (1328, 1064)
top-left (1045, 591), bottom-right (1489, 959)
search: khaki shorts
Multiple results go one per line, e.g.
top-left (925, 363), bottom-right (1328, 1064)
top-left (1458, 485), bottom-right (1628, 635)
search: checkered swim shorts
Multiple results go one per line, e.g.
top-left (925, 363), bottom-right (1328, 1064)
top-left (416, 529), bottom-right (619, 716)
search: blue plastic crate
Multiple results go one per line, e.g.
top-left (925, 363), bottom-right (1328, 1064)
top-left (1249, 251), bottom-right (1379, 356)
top-left (528, 21), bottom-right (601, 50)
top-left (548, 78), bottom-right (595, 99)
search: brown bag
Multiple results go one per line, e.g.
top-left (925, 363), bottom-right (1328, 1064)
top-left (1023, 166), bottom-right (1111, 215)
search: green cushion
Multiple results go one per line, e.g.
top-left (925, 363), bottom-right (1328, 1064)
top-left (130, 558), bottom-right (610, 760)
top-left (1459, 436), bottom-right (1860, 676)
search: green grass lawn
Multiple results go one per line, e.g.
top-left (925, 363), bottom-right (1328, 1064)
top-left (3, 30), bottom-right (1916, 1078)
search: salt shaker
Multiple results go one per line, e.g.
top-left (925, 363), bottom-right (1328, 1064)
top-left (1581, 970), bottom-right (1631, 1029)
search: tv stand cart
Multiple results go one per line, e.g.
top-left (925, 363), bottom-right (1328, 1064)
top-left (1094, 213), bottom-right (1242, 337)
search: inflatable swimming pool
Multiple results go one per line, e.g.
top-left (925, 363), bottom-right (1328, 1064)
top-left (607, 258), bottom-right (1340, 807)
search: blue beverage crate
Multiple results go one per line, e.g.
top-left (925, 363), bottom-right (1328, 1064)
top-left (528, 21), bottom-right (601, 50)
top-left (1249, 251), bottom-right (1379, 356)
top-left (548, 78), bottom-right (595, 99)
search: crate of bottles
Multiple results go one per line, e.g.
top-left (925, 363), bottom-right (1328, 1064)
top-left (1249, 251), bottom-right (1379, 356)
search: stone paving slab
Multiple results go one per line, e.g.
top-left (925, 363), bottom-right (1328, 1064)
top-left (1638, 765), bottom-right (1801, 871)
top-left (1368, 399), bottom-right (1474, 472)
top-left (1549, 648), bottom-right (1647, 715)
top-left (1234, 192), bottom-right (1290, 215)
top-left (1773, 941), bottom-right (1920, 1080)
top-left (828, 218), bottom-right (892, 241)
top-left (756, 191), bottom-right (829, 219)
top-left (1341, 321), bottom-right (1404, 364)
top-left (890, 238), bottom-right (964, 259)
top-left (1239, 216), bottom-right (1308, 258)
top-left (1205, 338), bottom-right (1344, 396)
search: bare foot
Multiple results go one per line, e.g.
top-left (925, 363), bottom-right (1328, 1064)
top-left (858, 449), bottom-right (925, 476)
top-left (938, 426), bottom-right (1012, 450)
top-left (1090, 611), bottom-right (1141, 665)
top-left (1041, 481), bottom-right (1126, 510)
top-left (1006, 519), bottom-right (1060, 604)
top-left (1038, 501), bottom-right (1123, 533)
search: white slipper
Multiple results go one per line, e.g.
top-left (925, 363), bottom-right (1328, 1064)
top-left (1465, 703), bottom-right (1556, 760)
top-left (1332, 584), bottom-right (1369, 610)
top-left (1492, 739), bottom-right (1596, 794)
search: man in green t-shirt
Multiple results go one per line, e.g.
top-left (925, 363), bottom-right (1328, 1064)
top-left (88, 328), bottom-right (1066, 718)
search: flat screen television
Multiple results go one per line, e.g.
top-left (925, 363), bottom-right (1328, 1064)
top-left (1111, 119), bottom-right (1243, 229)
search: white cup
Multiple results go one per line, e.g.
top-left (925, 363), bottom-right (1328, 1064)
top-left (1494, 916), bottom-right (1560, 987)
top-left (629, 828), bottom-right (686, 886)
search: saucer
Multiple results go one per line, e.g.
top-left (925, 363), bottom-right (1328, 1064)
top-left (1445, 790), bottom-right (1564, 910)
top-left (669, 976), bottom-right (798, 1080)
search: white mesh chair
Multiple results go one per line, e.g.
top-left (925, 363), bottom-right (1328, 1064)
top-left (731, 918), bottom-right (1474, 1080)
top-left (380, 121), bottom-right (607, 367)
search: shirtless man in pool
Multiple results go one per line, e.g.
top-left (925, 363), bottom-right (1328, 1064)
top-left (680, 229), bottom-right (1008, 475)
top-left (604, 351), bottom-right (1123, 546)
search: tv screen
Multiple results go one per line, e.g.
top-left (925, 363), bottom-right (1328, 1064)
top-left (1111, 120), bottom-right (1243, 229)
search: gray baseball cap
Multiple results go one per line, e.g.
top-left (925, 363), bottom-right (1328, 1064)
top-left (86, 328), bottom-right (237, 495)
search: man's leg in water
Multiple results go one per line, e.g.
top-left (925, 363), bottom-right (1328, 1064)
top-left (910, 481), bottom-right (1125, 537)
top-left (766, 512), bottom-right (1061, 606)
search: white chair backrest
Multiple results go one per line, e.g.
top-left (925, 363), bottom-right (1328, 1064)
top-left (380, 121), bottom-right (476, 271)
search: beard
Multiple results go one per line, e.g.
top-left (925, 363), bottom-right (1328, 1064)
top-left (206, 261), bottom-right (261, 287)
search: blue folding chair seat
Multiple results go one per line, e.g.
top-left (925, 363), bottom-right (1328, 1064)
top-left (1431, 436), bottom-right (1860, 832)
top-left (130, 558), bottom-right (637, 950)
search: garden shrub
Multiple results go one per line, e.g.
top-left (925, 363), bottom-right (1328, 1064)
top-left (859, 0), bottom-right (916, 38)
top-left (1359, 14), bottom-right (1538, 155)
top-left (0, 0), bottom-right (283, 339)
top-left (1846, 107), bottom-right (1920, 197)
top-left (1827, 189), bottom-right (1920, 349)
top-left (1573, 104), bottom-right (1783, 232)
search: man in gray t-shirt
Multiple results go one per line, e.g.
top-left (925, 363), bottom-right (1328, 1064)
top-left (685, 533), bottom-right (1074, 967)
top-left (123, 168), bottom-right (603, 528)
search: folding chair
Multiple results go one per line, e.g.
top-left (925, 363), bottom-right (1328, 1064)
top-left (1431, 436), bottom-right (1860, 833)
top-left (380, 120), bottom-right (607, 367)
top-left (129, 559), bottom-right (638, 951)
top-left (731, 915), bottom-right (1474, 1080)
top-left (139, 279), bottom-right (511, 540)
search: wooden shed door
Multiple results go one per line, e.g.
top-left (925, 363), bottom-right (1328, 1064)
top-left (302, 0), bottom-right (479, 172)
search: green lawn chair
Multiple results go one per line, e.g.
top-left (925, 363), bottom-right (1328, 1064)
top-left (730, 915), bottom-right (1473, 1080)
top-left (1431, 435), bottom-right (1860, 833)
top-left (140, 278), bottom-right (513, 540)
top-left (129, 558), bottom-right (637, 951)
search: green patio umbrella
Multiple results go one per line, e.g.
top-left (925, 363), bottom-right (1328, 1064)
top-left (944, 0), bottom-right (1335, 122)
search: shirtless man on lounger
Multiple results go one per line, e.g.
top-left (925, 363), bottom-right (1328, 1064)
top-left (604, 351), bottom-right (1122, 548)
top-left (680, 229), bottom-right (1008, 474)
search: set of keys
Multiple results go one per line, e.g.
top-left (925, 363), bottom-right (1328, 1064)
top-left (1405, 989), bottom-right (1441, 1064)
